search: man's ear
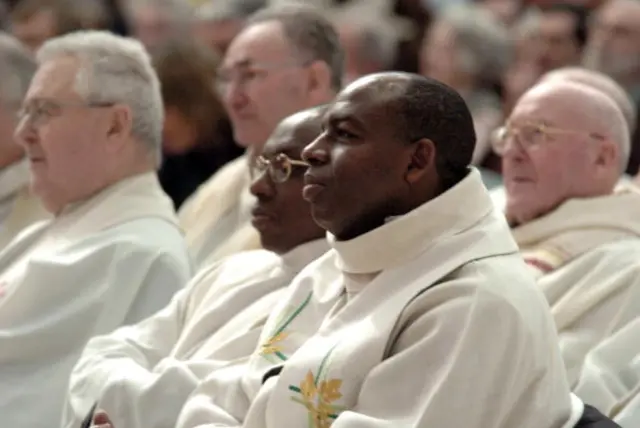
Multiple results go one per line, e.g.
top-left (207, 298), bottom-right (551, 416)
top-left (105, 104), bottom-right (133, 151)
top-left (405, 138), bottom-right (436, 184)
top-left (306, 60), bottom-right (332, 102)
top-left (594, 139), bottom-right (618, 169)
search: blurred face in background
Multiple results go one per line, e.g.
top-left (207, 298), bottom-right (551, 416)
top-left (218, 21), bottom-right (319, 149)
top-left (503, 26), bottom-right (545, 114)
top-left (193, 18), bottom-right (244, 55)
top-left (132, 5), bottom-right (172, 48)
top-left (537, 10), bottom-right (582, 72)
top-left (479, 0), bottom-right (521, 25)
top-left (583, 0), bottom-right (640, 86)
top-left (11, 9), bottom-right (57, 52)
top-left (420, 19), bottom-right (462, 89)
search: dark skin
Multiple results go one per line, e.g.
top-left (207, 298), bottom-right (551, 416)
top-left (248, 108), bottom-right (326, 255)
top-left (302, 74), bottom-right (441, 241)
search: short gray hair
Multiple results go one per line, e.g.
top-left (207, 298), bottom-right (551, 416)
top-left (37, 31), bottom-right (163, 164)
top-left (439, 4), bottom-right (512, 85)
top-left (0, 32), bottom-right (36, 105)
top-left (247, 4), bottom-right (344, 91)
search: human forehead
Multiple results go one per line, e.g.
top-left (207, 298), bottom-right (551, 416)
top-left (600, 0), bottom-right (640, 20)
top-left (325, 87), bottom-right (392, 129)
top-left (222, 21), bottom-right (295, 68)
top-left (262, 115), bottom-right (318, 158)
top-left (26, 57), bottom-right (80, 101)
top-left (509, 85), bottom-right (580, 124)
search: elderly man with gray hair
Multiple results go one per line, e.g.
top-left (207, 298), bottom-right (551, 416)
top-left (0, 30), bottom-right (192, 427)
top-left (491, 74), bottom-right (640, 393)
top-left (0, 32), bottom-right (49, 248)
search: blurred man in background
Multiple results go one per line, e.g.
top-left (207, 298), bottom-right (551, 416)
top-left (179, 4), bottom-right (343, 267)
top-left (0, 31), bottom-right (192, 427)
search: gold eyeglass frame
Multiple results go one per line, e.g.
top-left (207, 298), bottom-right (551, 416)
top-left (255, 153), bottom-right (309, 183)
top-left (491, 122), bottom-right (606, 155)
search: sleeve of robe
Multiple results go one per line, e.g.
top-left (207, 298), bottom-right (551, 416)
top-left (321, 282), bottom-right (572, 428)
top-left (62, 261), bottom-right (233, 428)
top-left (538, 243), bottom-right (640, 387)
top-left (573, 317), bottom-right (640, 419)
top-left (0, 231), bottom-right (192, 428)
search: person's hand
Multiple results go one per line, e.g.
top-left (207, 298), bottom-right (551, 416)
top-left (91, 410), bottom-right (114, 428)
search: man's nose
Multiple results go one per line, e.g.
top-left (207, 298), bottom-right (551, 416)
top-left (249, 170), bottom-right (276, 200)
top-left (13, 115), bottom-right (36, 148)
top-left (302, 134), bottom-right (329, 167)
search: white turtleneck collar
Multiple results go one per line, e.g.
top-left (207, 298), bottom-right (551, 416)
top-left (280, 238), bottom-right (329, 274)
top-left (328, 168), bottom-right (494, 275)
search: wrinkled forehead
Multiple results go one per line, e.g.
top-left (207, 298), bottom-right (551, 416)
top-left (222, 21), bottom-right (295, 69)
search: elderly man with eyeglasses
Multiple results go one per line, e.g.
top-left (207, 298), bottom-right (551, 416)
top-left (62, 106), bottom-right (329, 428)
top-left (491, 77), bottom-right (640, 391)
top-left (177, 4), bottom-right (343, 268)
top-left (0, 31), bottom-right (193, 428)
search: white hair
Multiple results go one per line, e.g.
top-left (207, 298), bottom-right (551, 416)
top-left (0, 32), bottom-right (36, 105)
top-left (37, 31), bottom-right (163, 165)
top-left (439, 4), bottom-right (512, 84)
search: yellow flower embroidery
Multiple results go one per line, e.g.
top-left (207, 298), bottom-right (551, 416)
top-left (260, 331), bottom-right (289, 357)
top-left (259, 291), bottom-right (313, 362)
top-left (289, 345), bottom-right (346, 428)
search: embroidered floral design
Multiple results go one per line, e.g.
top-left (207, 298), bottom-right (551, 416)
top-left (259, 291), bottom-right (313, 362)
top-left (289, 345), bottom-right (346, 428)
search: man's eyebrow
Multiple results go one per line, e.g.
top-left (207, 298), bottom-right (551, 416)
top-left (220, 59), bottom-right (252, 70)
top-left (326, 110), bottom-right (366, 132)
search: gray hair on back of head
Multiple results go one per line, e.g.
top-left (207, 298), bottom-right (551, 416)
top-left (246, 3), bottom-right (344, 91)
top-left (0, 32), bottom-right (36, 105)
top-left (36, 30), bottom-right (164, 166)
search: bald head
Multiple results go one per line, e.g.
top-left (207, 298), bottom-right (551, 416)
top-left (503, 79), bottom-right (628, 224)
top-left (343, 72), bottom-right (476, 188)
top-left (540, 67), bottom-right (636, 136)
top-left (250, 104), bottom-right (327, 254)
top-left (525, 80), bottom-right (630, 172)
top-left (265, 105), bottom-right (327, 156)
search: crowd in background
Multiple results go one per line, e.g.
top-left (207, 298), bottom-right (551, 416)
top-left (0, 1), bottom-right (639, 428)
top-left (1, 0), bottom-right (637, 206)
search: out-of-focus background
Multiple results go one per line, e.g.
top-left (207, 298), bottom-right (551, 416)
top-left (1, 0), bottom-right (637, 206)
